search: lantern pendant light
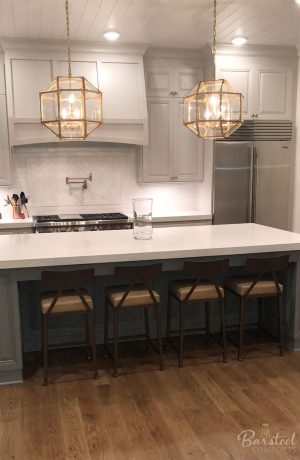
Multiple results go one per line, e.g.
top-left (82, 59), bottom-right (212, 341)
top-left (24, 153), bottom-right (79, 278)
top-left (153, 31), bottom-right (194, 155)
top-left (39, 0), bottom-right (103, 140)
top-left (183, 0), bottom-right (244, 140)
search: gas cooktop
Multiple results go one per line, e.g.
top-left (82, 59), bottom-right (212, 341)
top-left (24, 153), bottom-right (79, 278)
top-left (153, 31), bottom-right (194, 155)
top-left (35, 213), bottom-right (128, 223)
top-left (33, 213), bottom-right (132, 233)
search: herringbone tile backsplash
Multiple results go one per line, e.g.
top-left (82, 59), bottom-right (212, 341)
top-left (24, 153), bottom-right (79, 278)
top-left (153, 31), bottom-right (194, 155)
top-left (0, 144), bottom-right (210, 217)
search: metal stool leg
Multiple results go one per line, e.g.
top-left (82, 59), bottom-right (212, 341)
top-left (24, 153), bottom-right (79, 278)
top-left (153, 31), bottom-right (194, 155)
top-left (85, 314), bottom-right (92, 361)
top-left (87, 311), bottom-right (99, 379)
top-left (113, 307), bottom-right (119, 377)
top-left (144, 307), bottom-right (150, 352)
top-left (220, 299), bottom-right (228, 363)
top-left (42, 314), bottom-right (48, 386)
top-left (238, 297), bottom-right (245, 360)
top-left (258, 297), bottom-right (263, 341)
top-left (165, 293), bottom-right (172, 351)
top-left (179, 301), bottom-right (185, 368)
top-left (278, 295), bottom-right (285, 356)
top-left (205, 301), bottom-right (210, 345)
top-left (104, 299), bottom-right (109, 359)
top-left (155, 303), bottom-right (164, 370)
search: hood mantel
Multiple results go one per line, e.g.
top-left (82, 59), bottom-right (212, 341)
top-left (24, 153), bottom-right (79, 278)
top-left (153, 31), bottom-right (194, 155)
top-left (2, 40), bottom-right (148, 146)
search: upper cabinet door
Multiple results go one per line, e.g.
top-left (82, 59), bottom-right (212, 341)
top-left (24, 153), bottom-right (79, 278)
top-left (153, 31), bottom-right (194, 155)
top-left (217, 68), bottom-right (253, 119)
top-left (56, 61), bottom-right (99, 88)
top-left (174, 69), bottom-right (204, 97)
top-left (0, 56), bottom-right (6, 95)
top-left (145, 69), bottom-right (173, 97)
top-left (256, 68), bottom-right (293, 120)
top-left (173, 100), bottom-right (204, 182)
top-left (98, 57), bottom-right (146, 120)
top-left (11, 59), bottom-right (53, 118)
top-left (0, 95), bottom-right (11, 185)
top-left (141, 98), bottom-right (173, 182)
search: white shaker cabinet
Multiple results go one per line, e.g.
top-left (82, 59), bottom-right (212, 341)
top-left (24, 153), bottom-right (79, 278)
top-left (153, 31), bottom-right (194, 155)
top-left (173, 100), bottom-right (203, 181)
top-left (0, 95), bottom-right (11, 185)
top-left (140, 98), bottom-right (173, 182)
top-left (217, 54), bottom-right (294, 120)
top-left (140, 97), bottom-right (204, 183)
top-left (146, 68), bottom-right (203, 98)
top-left (0, 54), bottom-right (11, 186)
top-left (256, 68), bottom-right (293, 120)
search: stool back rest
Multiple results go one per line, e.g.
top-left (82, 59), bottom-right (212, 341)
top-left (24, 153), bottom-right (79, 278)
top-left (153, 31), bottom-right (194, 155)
top-left (245, 255), bottom-right (289, 296)
top-left (41, 269), bottom-right (95, 314)
top-left (183, 259), bottom-right (229, 301)
top-left (114, 263), bottom-right (162, 307)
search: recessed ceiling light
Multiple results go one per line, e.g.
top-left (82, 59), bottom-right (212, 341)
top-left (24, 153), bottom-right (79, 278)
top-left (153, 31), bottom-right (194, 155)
top-left (103, 31), bottom-right (120, 41)
top-left (231, 36), bottom-right (248, 46)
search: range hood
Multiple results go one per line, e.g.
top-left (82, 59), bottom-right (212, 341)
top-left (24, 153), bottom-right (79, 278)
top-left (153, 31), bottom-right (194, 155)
top-left (2, 40), bottom-right (148, 146)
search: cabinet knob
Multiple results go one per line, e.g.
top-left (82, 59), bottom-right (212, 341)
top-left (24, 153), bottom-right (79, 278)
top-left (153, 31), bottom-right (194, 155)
top-left (251, 113), bottom-right (255, 118)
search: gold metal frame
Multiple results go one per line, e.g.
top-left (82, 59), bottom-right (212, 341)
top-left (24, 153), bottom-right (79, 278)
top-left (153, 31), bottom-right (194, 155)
top-left (183, 1), bottom-right (244, 140)
top-left (39, 1), bottom-right (103, 140)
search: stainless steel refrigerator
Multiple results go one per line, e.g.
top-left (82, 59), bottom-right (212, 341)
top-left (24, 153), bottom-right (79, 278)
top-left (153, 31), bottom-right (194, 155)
top-left (213, 135), bottom-right (294, 230)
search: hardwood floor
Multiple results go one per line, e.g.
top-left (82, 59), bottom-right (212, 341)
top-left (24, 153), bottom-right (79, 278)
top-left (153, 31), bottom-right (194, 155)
top-left (1, 339), bottom-right (300, 459)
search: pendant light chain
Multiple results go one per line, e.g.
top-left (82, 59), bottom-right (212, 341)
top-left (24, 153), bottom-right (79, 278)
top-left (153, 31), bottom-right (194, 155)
top-left (212, 0), bottom-right (217, 80)
top-left (65, 0), bottom-right (72, 78)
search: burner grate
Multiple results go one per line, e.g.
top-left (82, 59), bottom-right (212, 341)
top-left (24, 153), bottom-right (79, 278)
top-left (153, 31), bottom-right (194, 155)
top-left (80, 213), bottom-right (128, 220)
top-left (36, 215), bottom-right (60, 223)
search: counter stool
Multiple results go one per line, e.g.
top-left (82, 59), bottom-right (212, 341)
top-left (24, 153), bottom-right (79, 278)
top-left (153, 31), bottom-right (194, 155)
top-left (167, 259), bottom-right (229, 367)
top-left (225, 255), bottom-right (289, 360)
top-left (104, 263), bottom-right (164, 377)
top-left (41, 269), bottom-right (98, 386)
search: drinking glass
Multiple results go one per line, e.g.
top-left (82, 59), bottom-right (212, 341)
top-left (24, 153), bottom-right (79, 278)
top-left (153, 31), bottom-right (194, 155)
top-left (132, 198), bottom-right (153, 240)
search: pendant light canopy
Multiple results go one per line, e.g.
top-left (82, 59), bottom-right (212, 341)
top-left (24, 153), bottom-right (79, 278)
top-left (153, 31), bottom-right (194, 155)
top-left (183, 0), bottom-right (244, 140)
top-left (39, 0), bottom-right (103, 140)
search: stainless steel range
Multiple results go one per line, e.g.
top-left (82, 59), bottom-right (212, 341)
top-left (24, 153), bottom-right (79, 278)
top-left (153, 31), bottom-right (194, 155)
top-left (33, 213), bottom-right (132, 233)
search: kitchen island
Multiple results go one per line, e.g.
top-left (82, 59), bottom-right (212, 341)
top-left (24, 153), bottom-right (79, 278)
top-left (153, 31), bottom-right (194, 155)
top-left (1, 223), bottom-right (300, 384)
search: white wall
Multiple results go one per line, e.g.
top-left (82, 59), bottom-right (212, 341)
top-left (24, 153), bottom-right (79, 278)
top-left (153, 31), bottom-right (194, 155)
top-left (293, 56), bottom-right (300, 232)
top-left (0, 143), bottom-right (212, 218)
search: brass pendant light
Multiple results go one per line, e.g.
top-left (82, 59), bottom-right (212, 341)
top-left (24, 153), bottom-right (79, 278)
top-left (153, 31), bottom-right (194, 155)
top-left (39, 0), bottom-right (103, 140)
top-left (183, 0), bottom-right (244, 139)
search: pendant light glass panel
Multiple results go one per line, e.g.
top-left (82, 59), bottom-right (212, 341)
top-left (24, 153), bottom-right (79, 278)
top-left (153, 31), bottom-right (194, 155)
top-left (183, 79), bottom-right (243, 139)
top-left (40, 76), bottom-right (103, 139)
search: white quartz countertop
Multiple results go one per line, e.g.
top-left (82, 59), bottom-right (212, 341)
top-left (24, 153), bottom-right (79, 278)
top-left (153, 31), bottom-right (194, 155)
top-left (151, 212), bottom-right (212, 222)
top-left (0, 217), bottom-right (33, 229)
top-left (0, 224), bottom-right (300, 270)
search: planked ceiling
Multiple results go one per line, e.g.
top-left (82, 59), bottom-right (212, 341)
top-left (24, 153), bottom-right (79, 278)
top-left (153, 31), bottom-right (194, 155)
top-left (0, 0), bottom-right (300, 49)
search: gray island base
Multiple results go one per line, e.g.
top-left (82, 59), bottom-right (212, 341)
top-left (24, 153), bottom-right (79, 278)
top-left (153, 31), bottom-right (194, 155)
top-left (1, 223), bottom-right (300, 384)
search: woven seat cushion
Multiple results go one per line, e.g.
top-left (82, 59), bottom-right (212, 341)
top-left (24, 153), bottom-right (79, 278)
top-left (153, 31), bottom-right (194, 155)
top-left (226, 277), bottom-right (283, 296)
top-left (107, 286), bottom-right (160, 307)
top-left (41, 289), bottom-right (93, 314)
top-left (170, 281), bottom-right (224, 302)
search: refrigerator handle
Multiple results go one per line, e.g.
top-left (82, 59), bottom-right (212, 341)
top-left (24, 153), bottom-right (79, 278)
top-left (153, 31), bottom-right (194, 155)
top-left (251, 146), bottom-right (258, 223)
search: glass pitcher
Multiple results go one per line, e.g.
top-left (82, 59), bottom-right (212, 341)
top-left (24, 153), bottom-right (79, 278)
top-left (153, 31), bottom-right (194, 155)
top-left (132, 198), bottom-right (153, 240)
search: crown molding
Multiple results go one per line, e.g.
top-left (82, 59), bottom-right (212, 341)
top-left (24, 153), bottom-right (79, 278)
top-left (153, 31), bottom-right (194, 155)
top-left (144, 46), bottom-right (203, 61)
top-left (0, 37), bottom-right (148, 56)
top-left (216, 43), bottom-right (297, 58)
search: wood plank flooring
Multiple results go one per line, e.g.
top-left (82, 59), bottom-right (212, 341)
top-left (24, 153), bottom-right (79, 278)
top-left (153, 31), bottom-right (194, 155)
top-left (1, 339), bottom-right (300, 459)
